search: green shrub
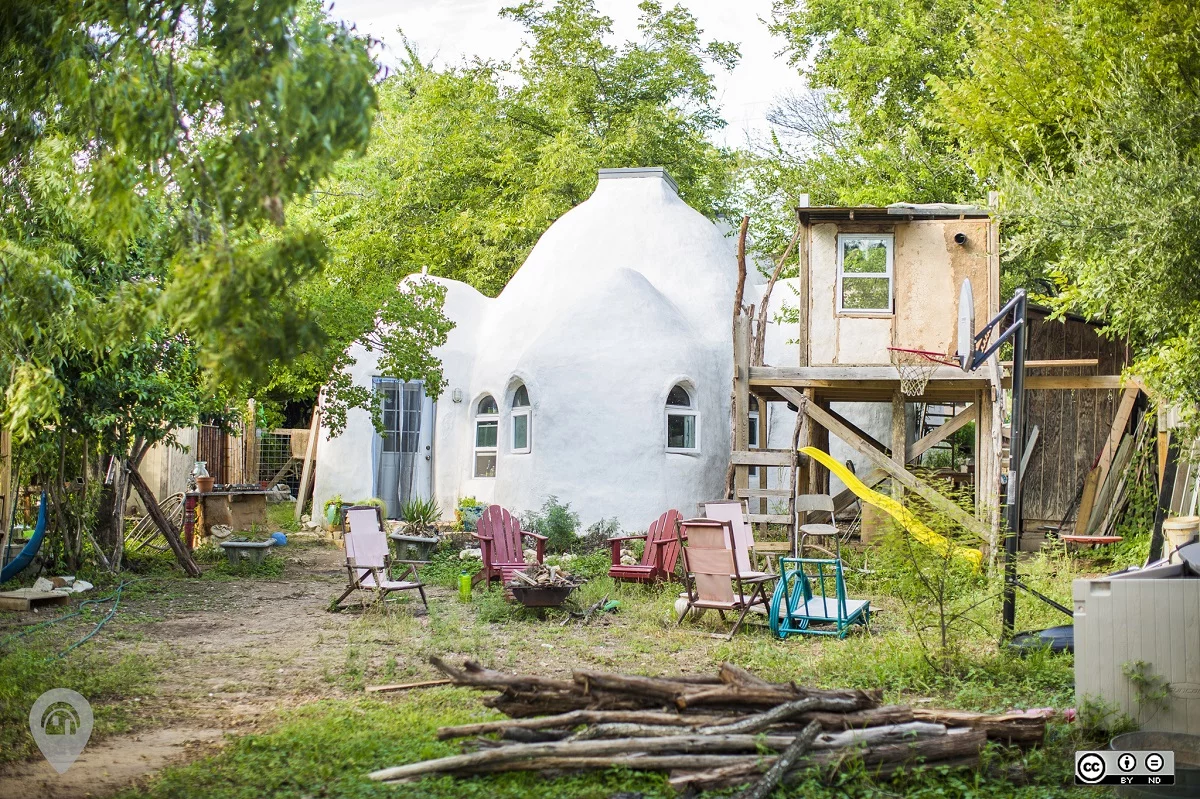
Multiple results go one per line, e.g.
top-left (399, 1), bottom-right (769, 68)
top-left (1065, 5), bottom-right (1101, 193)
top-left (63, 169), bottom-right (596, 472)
top-left (522, 496), bottom-right (580, 553)
top-left (576, 517), bottom-right (621, 552)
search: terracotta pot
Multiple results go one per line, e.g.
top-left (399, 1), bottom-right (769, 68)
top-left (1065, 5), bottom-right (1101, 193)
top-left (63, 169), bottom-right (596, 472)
top-left (196, 476), bottom-right (215, 493)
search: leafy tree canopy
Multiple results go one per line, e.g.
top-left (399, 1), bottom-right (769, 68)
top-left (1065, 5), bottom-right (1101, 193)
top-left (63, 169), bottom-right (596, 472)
top-left (0, 0), bottom-right (377, 443)
top-left (266, 0), bottom-right (741, 413)
top-left (758, 0), bottom-right (1200, 422)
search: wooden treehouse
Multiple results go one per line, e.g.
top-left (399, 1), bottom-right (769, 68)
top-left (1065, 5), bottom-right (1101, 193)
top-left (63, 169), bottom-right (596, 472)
top-left (731, 200), bottom-right (1138, 559)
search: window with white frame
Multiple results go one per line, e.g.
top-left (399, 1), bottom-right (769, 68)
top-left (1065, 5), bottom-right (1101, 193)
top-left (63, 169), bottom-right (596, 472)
top-left (748, 395), bottom-right (760, 478)
top-left (511, 384), bottom-right (531, 454)
top-left (837, 234), bottom-right (893, 313)
top-left (474, 395), bottom-right (498, 477)
top-left (665, 384), bottom-right (699, 452)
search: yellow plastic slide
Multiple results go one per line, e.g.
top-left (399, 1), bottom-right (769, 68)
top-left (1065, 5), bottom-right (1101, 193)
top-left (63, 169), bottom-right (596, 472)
top-left (800, 446), bottom-right (984, 570)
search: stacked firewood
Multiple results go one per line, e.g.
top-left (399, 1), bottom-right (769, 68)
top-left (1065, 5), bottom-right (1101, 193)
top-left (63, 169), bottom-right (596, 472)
top-left (365, 657), bottom-right (1047, 793)
top-left (508, 563), bottom-right (583, 588)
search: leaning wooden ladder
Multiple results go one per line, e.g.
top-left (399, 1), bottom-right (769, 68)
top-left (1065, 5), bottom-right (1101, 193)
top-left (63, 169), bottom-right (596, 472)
top-left (729, 404), bottom-right (805, 571)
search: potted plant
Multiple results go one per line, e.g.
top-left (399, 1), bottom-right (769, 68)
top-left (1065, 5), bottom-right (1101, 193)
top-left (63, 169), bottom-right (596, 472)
top-left (394, 496), bottom-right (442, 561)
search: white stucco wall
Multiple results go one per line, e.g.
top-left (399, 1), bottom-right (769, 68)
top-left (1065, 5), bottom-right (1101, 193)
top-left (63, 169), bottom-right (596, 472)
top-left (314, 169), bottom-right (738, 528)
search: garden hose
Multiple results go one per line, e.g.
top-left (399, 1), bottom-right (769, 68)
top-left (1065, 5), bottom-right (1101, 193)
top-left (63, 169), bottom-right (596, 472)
top-left (0, 578), bottom-right (139, 659)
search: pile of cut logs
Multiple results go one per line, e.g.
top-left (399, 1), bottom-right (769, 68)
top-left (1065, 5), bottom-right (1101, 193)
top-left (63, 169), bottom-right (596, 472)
top-left (508, 563), bottom-right (583, 588)
top-left (366, 657), bottom-right (1047, 793)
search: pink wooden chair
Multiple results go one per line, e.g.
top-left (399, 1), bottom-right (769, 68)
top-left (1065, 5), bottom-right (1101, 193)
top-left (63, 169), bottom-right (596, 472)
top-left (608, 509), bottom-right (683, 583)
top-left (675, 518), bottom-right (773, 639)
top-left (332, 506), bottom-right (427, 611)
top-left (704, 500), bottom-right (773, 580)
top-left (472, 505), bottom-right (547, 587)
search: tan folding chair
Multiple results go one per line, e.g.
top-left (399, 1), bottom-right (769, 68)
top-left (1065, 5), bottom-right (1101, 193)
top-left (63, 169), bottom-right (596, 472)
top-left (674, 518), bottom-right (773, 640)
top-left (796, 494), bottom-right (842, 560)
top-left (332, 506), bottom-right (427, 611)
top-left (703, 500), bottom-right (773, 579)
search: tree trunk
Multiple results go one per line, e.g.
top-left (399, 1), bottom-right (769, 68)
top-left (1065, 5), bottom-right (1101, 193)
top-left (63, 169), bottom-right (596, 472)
top-left (128, 466), bottom-right (200, 577)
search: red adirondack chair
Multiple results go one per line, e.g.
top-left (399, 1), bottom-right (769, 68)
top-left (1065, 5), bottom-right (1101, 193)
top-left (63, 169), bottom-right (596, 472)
top-left (472, 505), bottom-right (547, 587)
top-left (608, 509), bottom-right (684, 583)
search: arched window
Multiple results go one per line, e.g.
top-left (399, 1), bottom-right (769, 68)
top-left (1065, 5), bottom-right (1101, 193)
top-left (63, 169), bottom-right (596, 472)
top-left (511, 384), bottom-right (532, 454)
top-left (474, 395), bottom-right (498, 477)
top-left (665, 383), bottom-right (699, 453)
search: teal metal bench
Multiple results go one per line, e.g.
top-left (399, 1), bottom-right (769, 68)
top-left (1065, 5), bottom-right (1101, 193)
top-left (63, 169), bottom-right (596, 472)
top-left (769, 557), bottom-right (870, 639)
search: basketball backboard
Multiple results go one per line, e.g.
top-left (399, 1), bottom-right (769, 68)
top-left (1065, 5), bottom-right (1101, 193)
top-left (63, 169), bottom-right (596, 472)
top-left (957, 278), bottom-right (976, 371)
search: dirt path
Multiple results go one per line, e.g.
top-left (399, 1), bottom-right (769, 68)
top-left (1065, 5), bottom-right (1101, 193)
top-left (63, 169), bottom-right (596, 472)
top-left (0, 543), bottom-right (377, 799)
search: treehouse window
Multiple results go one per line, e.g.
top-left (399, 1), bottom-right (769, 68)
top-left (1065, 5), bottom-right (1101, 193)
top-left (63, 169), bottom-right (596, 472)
top-left (837, 234), bottom-right (893, 314)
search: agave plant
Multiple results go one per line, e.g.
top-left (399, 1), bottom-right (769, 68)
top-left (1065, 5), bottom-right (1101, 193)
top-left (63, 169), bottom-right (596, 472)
top-left (401, 496), bottom-right (442, 535)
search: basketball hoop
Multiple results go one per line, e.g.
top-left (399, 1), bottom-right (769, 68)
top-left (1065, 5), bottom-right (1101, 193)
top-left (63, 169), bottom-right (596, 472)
top-left (888, 347), bottom-right (959, 396)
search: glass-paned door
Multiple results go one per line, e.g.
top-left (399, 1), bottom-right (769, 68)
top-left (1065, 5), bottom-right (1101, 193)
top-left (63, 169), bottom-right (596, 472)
top-left (373, 378), bottom-right (428, 519)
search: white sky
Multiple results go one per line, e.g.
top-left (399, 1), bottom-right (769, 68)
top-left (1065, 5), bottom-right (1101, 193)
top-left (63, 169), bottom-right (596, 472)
top-left (329, 0), bottom-right (804, 147)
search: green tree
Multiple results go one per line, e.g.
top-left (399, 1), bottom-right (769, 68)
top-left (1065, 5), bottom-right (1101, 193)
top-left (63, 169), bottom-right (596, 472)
top-left (0, 0), bottom-right (380, 572)
top-left (266, 0), bottom-right (741, 412)
top-left (742, 0), bottom-right (984, 255)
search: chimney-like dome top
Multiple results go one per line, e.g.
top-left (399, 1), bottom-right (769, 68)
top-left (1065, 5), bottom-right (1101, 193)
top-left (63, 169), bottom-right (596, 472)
top-left (597, 167), bottom-right (679, 195)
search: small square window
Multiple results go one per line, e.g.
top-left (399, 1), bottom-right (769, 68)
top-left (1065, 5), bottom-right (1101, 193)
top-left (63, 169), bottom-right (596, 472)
top-left (474, 453), bottom-right (496, 478)
top-left (476, 420), bottom-right (497, 448)
top-left (667, 412), bottom-right (696, 450)
top-left (837, 234), bottom-right (893, 313)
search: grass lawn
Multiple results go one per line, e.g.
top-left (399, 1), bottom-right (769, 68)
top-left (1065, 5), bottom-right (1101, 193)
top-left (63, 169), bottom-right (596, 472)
top-left (0, 509), bottom-right (1126, 798)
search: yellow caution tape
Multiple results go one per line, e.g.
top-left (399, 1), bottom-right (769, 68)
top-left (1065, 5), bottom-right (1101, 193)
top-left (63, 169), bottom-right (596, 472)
top-left (800, 446), bottom-right (983, 570)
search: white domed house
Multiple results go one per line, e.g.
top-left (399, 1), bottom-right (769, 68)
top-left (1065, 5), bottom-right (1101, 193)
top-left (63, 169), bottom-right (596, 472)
top-left (314, 168), bottom-right (766, 527)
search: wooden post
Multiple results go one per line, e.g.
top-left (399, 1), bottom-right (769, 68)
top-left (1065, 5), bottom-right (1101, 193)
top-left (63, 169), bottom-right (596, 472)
top-left (796, 204), bottom-right (811, 368)
top-left (808, 393), bottom-right (829, 494)
top-left (129, 467), bottom-right (201, 577)
top-left (891, 391), bottom-right (906, 501)
top-left (1158, 404), bottom-right (1170, 488)
top-left (733, 314), bottom-right (751, 497)
top-left (976, 384), bottom-right (1002, 565)
top-left (757, 395), bottom-right (768, 517)
top-left (294, 399), bottom-right (322, 522)
top-left (245, 399), bottom-right (260, 486)
top-left (987, 191), bottom-right (1001, 318)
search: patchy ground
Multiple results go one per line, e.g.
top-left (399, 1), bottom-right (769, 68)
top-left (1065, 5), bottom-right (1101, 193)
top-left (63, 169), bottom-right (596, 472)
top-left (0, 543), bottom-right (359, 798)
top-left (0, 535), bottom-right (1091, 799)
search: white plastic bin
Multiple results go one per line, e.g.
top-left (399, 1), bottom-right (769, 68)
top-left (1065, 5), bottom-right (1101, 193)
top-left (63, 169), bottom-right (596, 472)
top-left (1074, 577), bottom-right (1200, 734)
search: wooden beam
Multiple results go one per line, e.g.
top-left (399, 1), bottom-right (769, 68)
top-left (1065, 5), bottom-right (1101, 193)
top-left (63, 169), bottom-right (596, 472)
top-left (736, 487), bottom-right (793, 498)
top-left (1094, 387), bottom-right (1140, 492)
top-left (780, 387), bottom-right (991, 542)
top-left (294, 400), bottom-right (322, 522)
top-left (733, 313), bottom-right (751, 496)
top-left (987, 191), bottom-right (1000, 318)
top-left (810, 393), bottom-right (830, 494)
top-left (751, 366), bottom-right (984, 385)
top-left (747, 514), bottom-right (792, 525)
top-left (829, 404), bottom-right (978, 512)
top-left (245, 398), bottom-right (259, 486)
top-left (1000, 359), bottom-right (1099, 369)
top-left (731, 451), bottom-right (796, 467)
top-left (891, 392), bottom-right (906, 468)
top-left (796, 212), bottom-right (810, 367)
top-left (1019, 425), bottom-right (1040, 481)
top-left (1001, 375), bottom-right (1143, 390)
